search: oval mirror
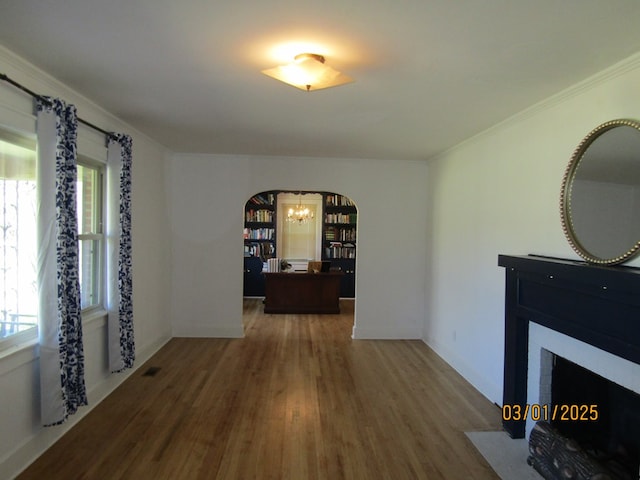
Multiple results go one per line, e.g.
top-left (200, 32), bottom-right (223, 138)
top-left (560, 119), bottom-right (640, 265)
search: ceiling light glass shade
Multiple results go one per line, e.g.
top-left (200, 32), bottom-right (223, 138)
top-left (262, 53), bottom-right (353, 91)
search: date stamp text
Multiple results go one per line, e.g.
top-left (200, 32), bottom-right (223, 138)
top-left (501, 404), bottom-right (599, 422)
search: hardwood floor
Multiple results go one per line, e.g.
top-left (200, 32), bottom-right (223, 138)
top-left (17, 299), bottom-right (502, 479)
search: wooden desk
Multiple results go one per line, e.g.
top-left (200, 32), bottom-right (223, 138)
top-left (263, 272), bottom-right (343, 314)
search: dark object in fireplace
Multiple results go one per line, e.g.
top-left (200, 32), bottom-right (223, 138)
top-left (551, 355), bottom-right (640, 476)
top-left (527, 421), bottom-right (632, 480)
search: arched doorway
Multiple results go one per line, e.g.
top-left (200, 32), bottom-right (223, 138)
top-left (242, 190), bottom-right (357, 333)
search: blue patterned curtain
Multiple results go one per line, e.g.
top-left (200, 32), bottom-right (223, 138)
top-left (36, 97), bottom-right (87, 426)
top-left (107, 134), bottom-right (134, 372)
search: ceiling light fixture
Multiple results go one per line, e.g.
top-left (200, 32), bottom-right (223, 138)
top-left (262, 53), bottom-right (353, 92)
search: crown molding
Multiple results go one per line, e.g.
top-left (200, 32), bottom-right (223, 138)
top-left (0, 44), bottom-right (169, 153)
top-left (429, 51), bottom-right (640, 162)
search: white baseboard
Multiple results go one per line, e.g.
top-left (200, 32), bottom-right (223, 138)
top-left (423, 336), bottom-right (502, 406)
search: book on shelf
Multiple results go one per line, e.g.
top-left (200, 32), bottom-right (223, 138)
top-left (245, 209), bottom-right (274, 223)
top-left (246, 242), bottom-right (275, 261)
top-left (248, 193), bottom-right (275, 206)
top-left (324, 242), bottom-right (356, 259)
top-left (324, 226), bottom-right (356, 242)
top-left (325, 194), bottom-right (355, 207)
top-left (324, 212), bottom-right (357, 224)
top-left (244, 227), bottom-right (274, 240)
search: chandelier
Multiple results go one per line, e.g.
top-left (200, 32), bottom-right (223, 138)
top-left (286, 193), bottom-right (314, 224)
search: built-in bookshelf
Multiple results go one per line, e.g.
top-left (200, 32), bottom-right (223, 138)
top-left (244, 192), bottom-right (276, 261)
top-left (323, 194), bottom-right (357, 260)
top-left (322, 193), bottom-right (357, 298)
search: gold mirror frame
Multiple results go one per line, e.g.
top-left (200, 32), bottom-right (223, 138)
top-left (560, 119), bottom-right (640, 265)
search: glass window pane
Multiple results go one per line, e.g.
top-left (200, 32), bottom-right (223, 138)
top-left (79, 238), bottom-right (100, 309)
top-left (77, 164), bottom-right (101, 235)
top-left (0, 139), bottom-right (38, 339)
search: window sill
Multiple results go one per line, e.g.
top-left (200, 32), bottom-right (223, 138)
top-left (0, 309), bottom-right (109, 376)
top-left (83, 308), bottom-right (108, 332)
top-left (0, 337), bottom-right (38, 376)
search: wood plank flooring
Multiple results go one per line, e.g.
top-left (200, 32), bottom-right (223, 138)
top-left (17, 299), bottom-right (502, 479)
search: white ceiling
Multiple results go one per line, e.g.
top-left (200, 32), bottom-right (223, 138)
top-left (2, 0), bottom-right (640, 161)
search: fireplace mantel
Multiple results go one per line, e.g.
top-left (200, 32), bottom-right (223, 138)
top-left (498, 254), bottom-right (640, 438)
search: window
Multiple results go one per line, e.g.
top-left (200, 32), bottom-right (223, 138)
top-left (0, 133), bottom-right (106, 350)
top-left (0, 136), bottom-right (38, 345)
top-left (76, 160), bottom-right (104, 311)
top-left (276, 192), bottom-right (323, 261)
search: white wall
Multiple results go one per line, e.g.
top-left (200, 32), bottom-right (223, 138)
top-left (0, 46), bottom-right (173, 478)
top-left (424, 52), bottom-right (640, 405)
top-left (166, 154), bottom-right (429, 340)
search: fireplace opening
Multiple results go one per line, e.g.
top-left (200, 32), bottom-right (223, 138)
top-left (551, 355), bottom-right (640, 478)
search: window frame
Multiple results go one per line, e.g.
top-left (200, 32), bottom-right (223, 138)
top-left (76, 155), bottom-right (106, 316)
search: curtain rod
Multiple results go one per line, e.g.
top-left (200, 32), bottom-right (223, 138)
top-left (0, 72), bottom-right (116, 140)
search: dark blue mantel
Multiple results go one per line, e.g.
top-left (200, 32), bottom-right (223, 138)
top-left (498, 254), bottom-right (640, 438)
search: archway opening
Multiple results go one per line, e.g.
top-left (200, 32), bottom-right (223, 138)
top-left (242, 190), bottom-right (357, 335)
